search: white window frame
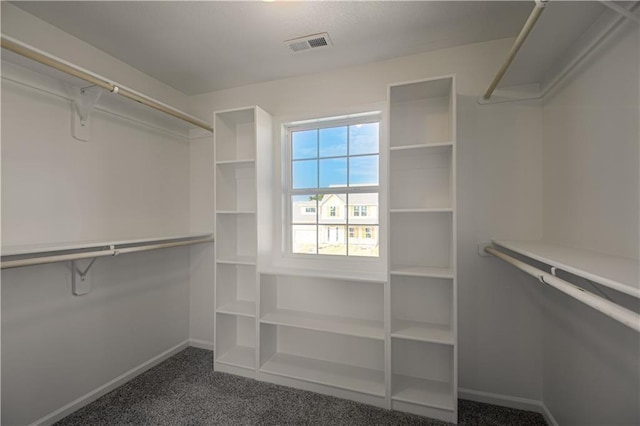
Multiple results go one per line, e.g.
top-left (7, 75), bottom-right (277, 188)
top-left (284, 113), bottom-right (381, 259)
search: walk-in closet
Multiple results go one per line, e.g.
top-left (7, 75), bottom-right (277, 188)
top-left (2, 1), bottom-right (638, 425)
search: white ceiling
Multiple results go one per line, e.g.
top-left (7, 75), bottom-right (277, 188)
top-left (13, 1), bottom-right (608, 96)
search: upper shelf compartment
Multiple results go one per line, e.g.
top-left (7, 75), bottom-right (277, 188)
top-left (215, 108), bottom-right (256, 163)
top-left (493, 240), bottom-right (640, 299)
top-left (1, 35), bottom-right (212, 137)
top-left (389, 77), bottom-right (453, 148)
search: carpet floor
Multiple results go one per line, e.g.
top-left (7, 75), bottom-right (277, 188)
top-left (55, 347), bottom-right (547, 426)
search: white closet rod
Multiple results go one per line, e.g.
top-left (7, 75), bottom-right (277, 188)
top-left (1, 236), bottom-right (214, 269)
top-left (1, 35), bottom-right (213, 132)
top-left (485, 246), bottom-right (640, 333)
top-left (483, 0), bottom-right (548, 100)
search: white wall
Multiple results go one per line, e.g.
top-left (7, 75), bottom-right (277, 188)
top-left (189, 37), bottom-right (545, 401)
top-left (1, 5), bottom-right (194, 424)
top-left (540, 22), bottom-right (639, 425)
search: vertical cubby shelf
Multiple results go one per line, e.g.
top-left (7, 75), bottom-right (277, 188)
top-left (390, 146), bottom-right (452, 211)
top-left (389, 77), bottom-right (452, 148)
top-left (391, 340), bottom-right (454, 412)
top-left (216, 263), bottom-right (256, 317)
top-left (214, 107), bottom-right (273, 378)
top-left (216, 162), bottom-right (256, 212)
top-left (388, 75), bottom-right (457, 423)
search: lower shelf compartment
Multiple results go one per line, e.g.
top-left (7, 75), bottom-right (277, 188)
top-left (261, 352), bottom-right (385, 397)
top-left (392, 374), bottom-right (454, 411)
top-left (216, 345), bottom-right (255, 370)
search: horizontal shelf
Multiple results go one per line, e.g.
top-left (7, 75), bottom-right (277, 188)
top-left (261, 352), bottom-right (385, 397)
top-left (390, 267), bottom-right (454, 279)
top-left (215, 345), bottom-right (255, 370)
top-left (215, 159), bottom-right (256, 165)
top-left (493, 240), bottom-right (640, 299)
top-left (217, 300), bottom-right (256, 317)
top-left (391, 320), bottom-right (453, 345)
top-left (260, 267), bottom-right (386, 283)
top-left (216, 210), bottom-right (256, 215)
top-left (261, 309), bottom-right (384, 341)
top-left (392, 374), bottom-right (454, 411)
top-left (1, 232), bottom-right (214, 257)
top-left (389, 142), bottom-right (453, 151)
top-left (216, 256), bottom-right (257, 266)
top-left (1, 233), bottom-right (215, 269)
top-left (390, 208), bottom-right (452, 214)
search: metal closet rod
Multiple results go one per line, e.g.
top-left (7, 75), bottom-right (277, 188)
top-left (484, 246), bottom-right (640, 333)
top-left (483, 0), bottom-right (548, 100)
top-left (1, 236), bottom-right (215, 269)
top-left (0, 35), bottom-right (213, 132)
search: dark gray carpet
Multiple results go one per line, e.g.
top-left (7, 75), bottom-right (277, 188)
top-left (55, 347), bottom-right (547, 426)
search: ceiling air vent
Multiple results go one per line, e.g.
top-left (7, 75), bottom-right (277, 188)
top-left (285, 33), bottom-right (332, 53)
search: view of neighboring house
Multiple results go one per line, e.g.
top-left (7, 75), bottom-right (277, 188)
top-left (291, 193), bottom-right (379, 256)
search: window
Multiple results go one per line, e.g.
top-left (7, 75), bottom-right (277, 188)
top-left (365, 227), bottom-right (373, 239)
top-left (353, 205), bottom-right (368, 217)
top-left (288, 116), bottom-right (380, 257)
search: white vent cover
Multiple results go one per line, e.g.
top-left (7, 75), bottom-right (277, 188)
top-left (285, 33), bottom-right (333, 53)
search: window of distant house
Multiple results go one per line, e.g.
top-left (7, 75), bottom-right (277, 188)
top-left (353, 205), bottom-right (368, 217)
top-left (287, 115), bottom-right (380, 257)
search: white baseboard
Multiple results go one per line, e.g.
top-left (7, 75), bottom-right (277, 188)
top-left (540, 401), bottom-right (560, 426)
top-left (459, 388), bottom-right (559, 426)
top-left (30, 340), bottom-right (190, 426)
top-left (189, 339), bottom-right (214, 351)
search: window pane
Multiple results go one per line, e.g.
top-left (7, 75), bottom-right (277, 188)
top-left (292, 160), bottom-right (318, 189)
top-left (349, 155), bottom-right (379, 187)
top-left (349, 123), bottom-right (379, 155)
top-left (292, 129), bottom-right (317, 160)
top-left (319, 158), bottom-right (347, 188)
top-left (291, 195), bottom-right (317, 224)
top-left (292, 225), bottom-right (317, 254)
top-left (349, 193), bottom-right (378, 225)
top-left (318, 193), bottom-right (346, 224)
top-left (318, 225), bottom-right (347, 256)
top-left (348, 225), bottom-right (379, 257)
top-left (319, 126), bottom-right (347, 158)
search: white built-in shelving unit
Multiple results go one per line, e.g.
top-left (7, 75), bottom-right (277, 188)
top-left (387, 75), bottom-right (457, 422)
top-left (213, 77), bottom-right (457, 422)
top-left (213, 106), bottom-right (272, 378)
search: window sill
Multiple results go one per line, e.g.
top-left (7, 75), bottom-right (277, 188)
top-left (260, 265), bottom-right (387, 283)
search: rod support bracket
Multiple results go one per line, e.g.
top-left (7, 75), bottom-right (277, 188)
top-left (478, 241), bottom-right (493, 257)
top-left (70, 85), bottom-right (104, 142)
top-left (71, 257), bottom-right (97, 296)
top-left (535, 0), bottom-right (548, 9)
